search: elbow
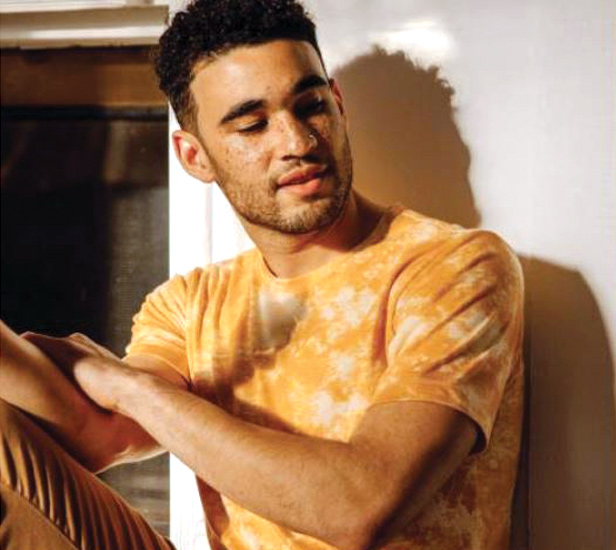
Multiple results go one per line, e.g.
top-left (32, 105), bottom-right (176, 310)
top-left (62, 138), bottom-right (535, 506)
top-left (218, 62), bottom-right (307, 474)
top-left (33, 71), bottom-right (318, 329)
top-left (73, 412), bottom-right (129, 473)
top-left (72, 433), bottom-right (117, 474)
top-left (81, 453), bottom-right (115, 474)
top-left (329, 534), bottom-right (374, 550)
top-left (93, 413), bottom-right (161, 472)
top-left (326, 517), bottom-right (380, 550)
top-left (323, 493), bottom-right (390, 550)
top-left (57, 435), bottom-right (116, 474)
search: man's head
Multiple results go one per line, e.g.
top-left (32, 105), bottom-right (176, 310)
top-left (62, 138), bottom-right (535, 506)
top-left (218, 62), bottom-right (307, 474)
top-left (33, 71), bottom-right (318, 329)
top-left (156, 0), bottom-right (323, 132)
top-left (155, 0), bottom-right (353, 235)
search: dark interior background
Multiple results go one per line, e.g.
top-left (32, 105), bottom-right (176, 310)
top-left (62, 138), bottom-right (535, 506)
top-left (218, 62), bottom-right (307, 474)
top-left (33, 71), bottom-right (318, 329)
top-left (0, 47), bottom-right (171, 535)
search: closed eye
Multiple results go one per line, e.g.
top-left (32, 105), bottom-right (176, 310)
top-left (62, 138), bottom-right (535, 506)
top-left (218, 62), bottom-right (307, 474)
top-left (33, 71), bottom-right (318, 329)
top-left (238, 120), bottom-right (267, 134)
top-left (296, 98), bottom-right (326, 118)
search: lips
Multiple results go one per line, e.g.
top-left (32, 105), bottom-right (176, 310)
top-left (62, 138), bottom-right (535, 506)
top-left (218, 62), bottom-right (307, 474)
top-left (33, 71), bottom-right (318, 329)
top-left (277, 165), bottom-right (328, 187)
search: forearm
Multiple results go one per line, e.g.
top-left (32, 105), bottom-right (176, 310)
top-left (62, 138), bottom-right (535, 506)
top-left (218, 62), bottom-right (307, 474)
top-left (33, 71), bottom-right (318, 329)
top-left (0, 321), bottom-right (157, 471)
top-left (117, 372), bottom-right (381, 549)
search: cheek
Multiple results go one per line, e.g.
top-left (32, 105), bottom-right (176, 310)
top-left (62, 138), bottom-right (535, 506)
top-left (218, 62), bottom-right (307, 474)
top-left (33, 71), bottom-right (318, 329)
top-left (223, 139), bottom-right (267, 168)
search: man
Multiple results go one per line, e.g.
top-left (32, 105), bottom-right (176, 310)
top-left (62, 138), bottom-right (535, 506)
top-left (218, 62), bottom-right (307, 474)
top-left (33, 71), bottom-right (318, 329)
top-left (0, 1), bottom-right (524, 549)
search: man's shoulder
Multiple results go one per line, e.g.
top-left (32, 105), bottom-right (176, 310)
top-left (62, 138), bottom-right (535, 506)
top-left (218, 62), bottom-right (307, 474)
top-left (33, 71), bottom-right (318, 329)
top-left (148, 248), bottom-right (260, 301)
top-left (384, 207), bottom-right (522, 290)
top-left (383, 206), bottom-right (475, 253)
top-left (388, 206), bottom-right (463, 241)
top-left (389, 207), bottom-right (516, 256)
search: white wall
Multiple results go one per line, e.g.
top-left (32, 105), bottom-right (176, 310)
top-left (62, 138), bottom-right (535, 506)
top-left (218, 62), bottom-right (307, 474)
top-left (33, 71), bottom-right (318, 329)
top-left (169, 1), bottom-right (616, 548)
top-left (314, 2), bottom-right (616, 548)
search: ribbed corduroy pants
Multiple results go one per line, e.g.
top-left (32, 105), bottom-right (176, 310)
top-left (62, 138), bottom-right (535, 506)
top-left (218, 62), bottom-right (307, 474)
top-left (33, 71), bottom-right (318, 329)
top-left (0, 400), bottom-right (175, 550)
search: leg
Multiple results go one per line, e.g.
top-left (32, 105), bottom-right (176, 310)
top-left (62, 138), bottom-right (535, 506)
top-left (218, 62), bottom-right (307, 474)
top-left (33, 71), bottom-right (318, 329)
top-left (0, 400), bottom-right (174, 550)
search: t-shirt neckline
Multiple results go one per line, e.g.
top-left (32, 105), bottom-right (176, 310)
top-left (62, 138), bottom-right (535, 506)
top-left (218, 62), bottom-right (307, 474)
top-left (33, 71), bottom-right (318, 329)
top-left (256, 203), bottom-right (404, 287)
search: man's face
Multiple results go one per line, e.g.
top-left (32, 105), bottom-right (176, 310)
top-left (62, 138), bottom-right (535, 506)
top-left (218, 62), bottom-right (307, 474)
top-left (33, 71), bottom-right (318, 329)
top-left (189, 40), bottom-right (353, 234)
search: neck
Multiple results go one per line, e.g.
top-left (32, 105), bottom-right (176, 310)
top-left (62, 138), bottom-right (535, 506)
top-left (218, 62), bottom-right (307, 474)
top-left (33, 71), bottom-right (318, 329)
top-left (240, 191), bottom-right (386, 279)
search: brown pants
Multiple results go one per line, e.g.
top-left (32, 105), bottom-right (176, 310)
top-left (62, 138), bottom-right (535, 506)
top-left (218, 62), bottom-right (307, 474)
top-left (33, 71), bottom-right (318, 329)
top-left (0, 400), bottom-right (175, 550)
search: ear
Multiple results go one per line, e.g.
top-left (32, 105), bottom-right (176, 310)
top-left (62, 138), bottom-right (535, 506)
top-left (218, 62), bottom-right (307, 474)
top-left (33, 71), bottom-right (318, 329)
top-left (171, 129), bottom-right (216, 183)
top-left (329, 78), bottom-right (346, 118)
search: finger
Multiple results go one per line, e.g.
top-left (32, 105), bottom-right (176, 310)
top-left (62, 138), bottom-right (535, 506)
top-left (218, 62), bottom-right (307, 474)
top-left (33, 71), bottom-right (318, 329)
top-left (20, 333), bottom-right (87, 365)
top-left (26, 332), bottom-right (96, 355)
top-left (68, 332), bottom-right (93, 344)
top-left (23, 331), bottom-right (118, 362)
top-left (67, 332), bottom-right (99, 353)
top-left (68, 332), bottom-right (118, 360)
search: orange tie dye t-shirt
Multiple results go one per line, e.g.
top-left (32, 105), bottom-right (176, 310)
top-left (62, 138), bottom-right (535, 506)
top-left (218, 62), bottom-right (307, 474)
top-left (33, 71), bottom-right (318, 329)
top-left (126, 205), bottom-right (524, 550)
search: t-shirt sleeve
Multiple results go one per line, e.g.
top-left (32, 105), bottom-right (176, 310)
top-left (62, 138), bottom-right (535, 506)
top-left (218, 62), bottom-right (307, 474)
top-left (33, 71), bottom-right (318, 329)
top-left (372, 230), bottom-right (524, 451)
top-left (124, 273), bottom-right (192, 383)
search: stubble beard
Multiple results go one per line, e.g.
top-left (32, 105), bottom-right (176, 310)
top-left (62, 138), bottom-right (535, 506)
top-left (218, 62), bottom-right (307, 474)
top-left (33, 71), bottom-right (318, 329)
top-left (217, 136), bottom-right (354, 235)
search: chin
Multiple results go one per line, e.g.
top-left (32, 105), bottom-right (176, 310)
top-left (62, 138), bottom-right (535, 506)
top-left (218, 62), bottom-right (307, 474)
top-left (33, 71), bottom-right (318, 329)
top-left (275, 196), bottom-right (346, 234)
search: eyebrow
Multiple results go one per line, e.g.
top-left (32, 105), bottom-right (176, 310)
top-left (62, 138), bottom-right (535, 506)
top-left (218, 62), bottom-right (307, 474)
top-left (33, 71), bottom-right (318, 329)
top-left (292, 74), bottom-right (329, 95)
top-left (218, 74), bottom-right (329, 126)
top-left (219, 99), bottom-right (265, 126)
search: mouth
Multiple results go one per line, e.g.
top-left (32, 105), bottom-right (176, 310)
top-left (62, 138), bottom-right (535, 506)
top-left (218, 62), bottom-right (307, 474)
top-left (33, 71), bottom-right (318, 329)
top-left (277, 165), bottom-right (328, 187)
top-left (277, 165), bottom-right (329, 196)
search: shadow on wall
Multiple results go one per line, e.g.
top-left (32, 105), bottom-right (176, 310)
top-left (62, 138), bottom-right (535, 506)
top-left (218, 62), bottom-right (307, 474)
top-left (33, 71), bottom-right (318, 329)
top-left (335, 47), bottom-right (616, 550)
top-left (524, 260), bottom-right (616, 550)
top-left (335, 48), bottom-right (479, 228)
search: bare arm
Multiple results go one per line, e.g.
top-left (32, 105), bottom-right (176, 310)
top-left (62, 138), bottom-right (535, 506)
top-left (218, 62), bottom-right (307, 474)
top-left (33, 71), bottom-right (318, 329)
top-left (120, 374), bottom-right (476, 550)
top-left (0, 320), bottom-right (185, 472)
top-left (24, 332), bottom-right (477, 550)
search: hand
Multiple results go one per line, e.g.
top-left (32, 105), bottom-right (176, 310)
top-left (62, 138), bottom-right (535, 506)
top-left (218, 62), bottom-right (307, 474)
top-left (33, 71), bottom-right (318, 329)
top-left (21, 332), bottom-right (133, 412)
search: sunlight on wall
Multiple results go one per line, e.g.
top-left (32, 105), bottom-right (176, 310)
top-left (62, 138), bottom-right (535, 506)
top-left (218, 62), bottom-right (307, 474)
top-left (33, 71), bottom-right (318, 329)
top-left (168, 110), bottom-right (253, 549)
top-left (168, 110), bottom-right (210, 549)
top-left (369, 19), bottom-right (456, 66)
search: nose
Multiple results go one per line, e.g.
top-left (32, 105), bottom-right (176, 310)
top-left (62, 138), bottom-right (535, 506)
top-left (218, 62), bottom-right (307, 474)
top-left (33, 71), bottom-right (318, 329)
top-left (275, 114), bottom-right (317, 159)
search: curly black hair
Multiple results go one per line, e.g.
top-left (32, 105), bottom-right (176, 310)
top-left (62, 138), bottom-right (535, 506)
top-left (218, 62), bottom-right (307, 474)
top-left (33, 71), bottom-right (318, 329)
top-left (155, 0), bottom-right (323, 130)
